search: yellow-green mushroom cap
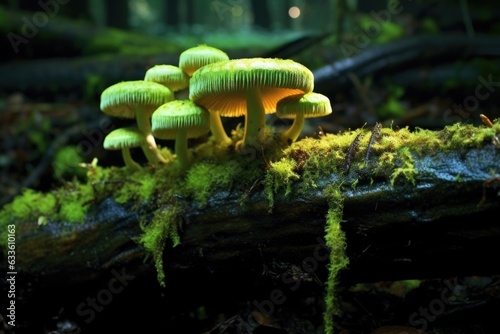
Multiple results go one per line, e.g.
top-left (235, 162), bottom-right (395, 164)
top-left (276, 92), bottom-right (332, 119)
top-left (103, 127), bottom-right (146, 171)
top-left (179, 44), bottom-right (230, 77)
top-left (144, 65), bottom-right (190, 92)
top-left (189, 58), bottom-right (315, 117)
top-left (151, 100), bottom-right (210, 139)
top-left (276, 92), bottom-right (332, 144)
top-left (100, 80), bottom-right (175, 118)
top-left (103, 127), bottom-right (145, 149)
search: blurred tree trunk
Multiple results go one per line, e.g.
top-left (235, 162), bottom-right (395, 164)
top-left (185, 0), bottom-right (195, 28)
top-left (250, 0), bottom-right (271, 31)
top-left (104, 0), bottom-right (129, 29)
top-left (166, 0), bottom-right (180, 32)
top-left (61, 0), bottom-right (91, 20)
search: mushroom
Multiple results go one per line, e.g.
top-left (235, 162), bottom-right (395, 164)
top-left (103, 127), bottom-right (145, 172)
top-left (189, 58), bottom-right (314, 150)
top-left (144, 64), bottom-right (190, 96)
top-left (100, 80), bottom-right (174, 164)
top-left (179, 44), bottom-right (232, 145)
top-left (179, 44), bottom-right (229, 76)
top-left (276, 92), bottom-right (332, 144)
top-left (151, 100), bottom-right (210, 170)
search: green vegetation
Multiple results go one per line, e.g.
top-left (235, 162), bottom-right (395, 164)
top-left (323, 184), bottom-right (349, 334)
top-left (139, 205), bottom-right (181, 286)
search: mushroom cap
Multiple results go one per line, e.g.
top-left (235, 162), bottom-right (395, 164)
top-left (103, 127), bottom-right (145, 150)
top-left (189, 58), bottom-right (314, 117)
top-left (179, 44), bottom-right (230, 76)
top-left (144, 65), bottom-right (190, 92)
top-left (151, 100), bottom-right (210, 140)
top-left (276, 92), bottom-right (332, 119)
top-left (100, 80), bottom-right (175, 118)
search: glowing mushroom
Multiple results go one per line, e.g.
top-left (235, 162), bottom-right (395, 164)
top-left (179, 44), bottom-right (229, 76)
top-left (103, 127), bottom-right (145, 172)
top-left (100, 80), bottom-right (174, 164)
top-left (144, 64), bottom-right (190, 95)
top-left (276, 92), bottom-right (332, 144)
top-left (179, 44), bottom-right (231, 145)
top-left (189, 58), bottom-right (314, 149)
top-left (151, 100), bottom-right (210, 170)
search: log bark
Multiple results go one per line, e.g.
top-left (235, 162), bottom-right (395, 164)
top-left (3, 143), bottom-right (500, 292)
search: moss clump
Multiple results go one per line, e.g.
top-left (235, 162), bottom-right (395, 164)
top-left (323, 184), bottom-right (349, 334)
top-left (264, 157), bottom-right (299, 210)
top-left (139, 206), bottom-right (181, 286)
top-left (389, 146), bottom-right (417, 186)
top-left (53, 145), bottom-right (86, 181)
top-left (184, 160), bottom-right (242, 206)
top-left (0, 189), bottom-right (57, 229)
top-left (113, 168), bottom-right (158, 205)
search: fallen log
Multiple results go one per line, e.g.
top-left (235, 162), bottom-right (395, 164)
top-left (1, 122), bottom-right (499, 292)
top-left (0, 123), bottom-right (500, 334)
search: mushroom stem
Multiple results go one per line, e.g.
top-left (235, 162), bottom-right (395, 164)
top-left (174, 129), bottom-right (189, 170)
top-left (282, 113), bottom-right (305, 144)
top-left (209, 111), bottom-right (232, 145)
top-left (242, 88), bottom-right (266, 148)
top-left (121, 147), bottom-right (142, 172)
top-left (136, 108), bottom-right (166, 164)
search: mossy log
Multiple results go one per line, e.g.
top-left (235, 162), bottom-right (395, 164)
top-left (1, 122), bottom-right (500, 334)
top-left (2, 125), bottom-right (500, 296)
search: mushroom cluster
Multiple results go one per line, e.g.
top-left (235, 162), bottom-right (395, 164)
top-left (99, 45), bottom-right (331, 172)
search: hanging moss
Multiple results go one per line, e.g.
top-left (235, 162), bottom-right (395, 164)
top-left (264, 157), bottom-right (299, 210)
top-left (322, 184), bottom-right (349, 334)
top-left (138, 205), bottom-right (181, 286)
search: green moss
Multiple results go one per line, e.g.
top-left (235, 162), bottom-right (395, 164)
top-left (113, 168), bottom-right (158, 205)
top-left (322, 184), bottom-right (349, 334)
top-left (389, 146), bottom-right (417, 186)
top-left (264, 158), bottom-right (299, 210)
top-left (139, 206), bottom-right (181, 286)
top-left (184, 160), bottom-right (242, 206)
top-left (58, 200), bottom-right (87, 222)
top-left (53, 145), bottom-right (86, 181)
top-left (0, 189), bottom-right (56, 224)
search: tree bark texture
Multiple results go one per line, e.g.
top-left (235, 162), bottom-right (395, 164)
top-left (2, 143), bottom-right (499, 292)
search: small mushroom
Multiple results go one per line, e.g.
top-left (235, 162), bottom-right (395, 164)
top-left (179, 44), bottom-right (231, 145)
top-left (144, 64), bottom-right (190, 96)
top-left (189, 58), bottom-right (314, 150)
top-left (276, 92), bottom-right (332, 144)
top-left (179, 44), bottom-right (229, 76)
top-left (151, 100), bottom-right (210, 170)
top-left (103, 127), bottom-right (145, 172)
top-left (100, 80), bottom-right (174, 164)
